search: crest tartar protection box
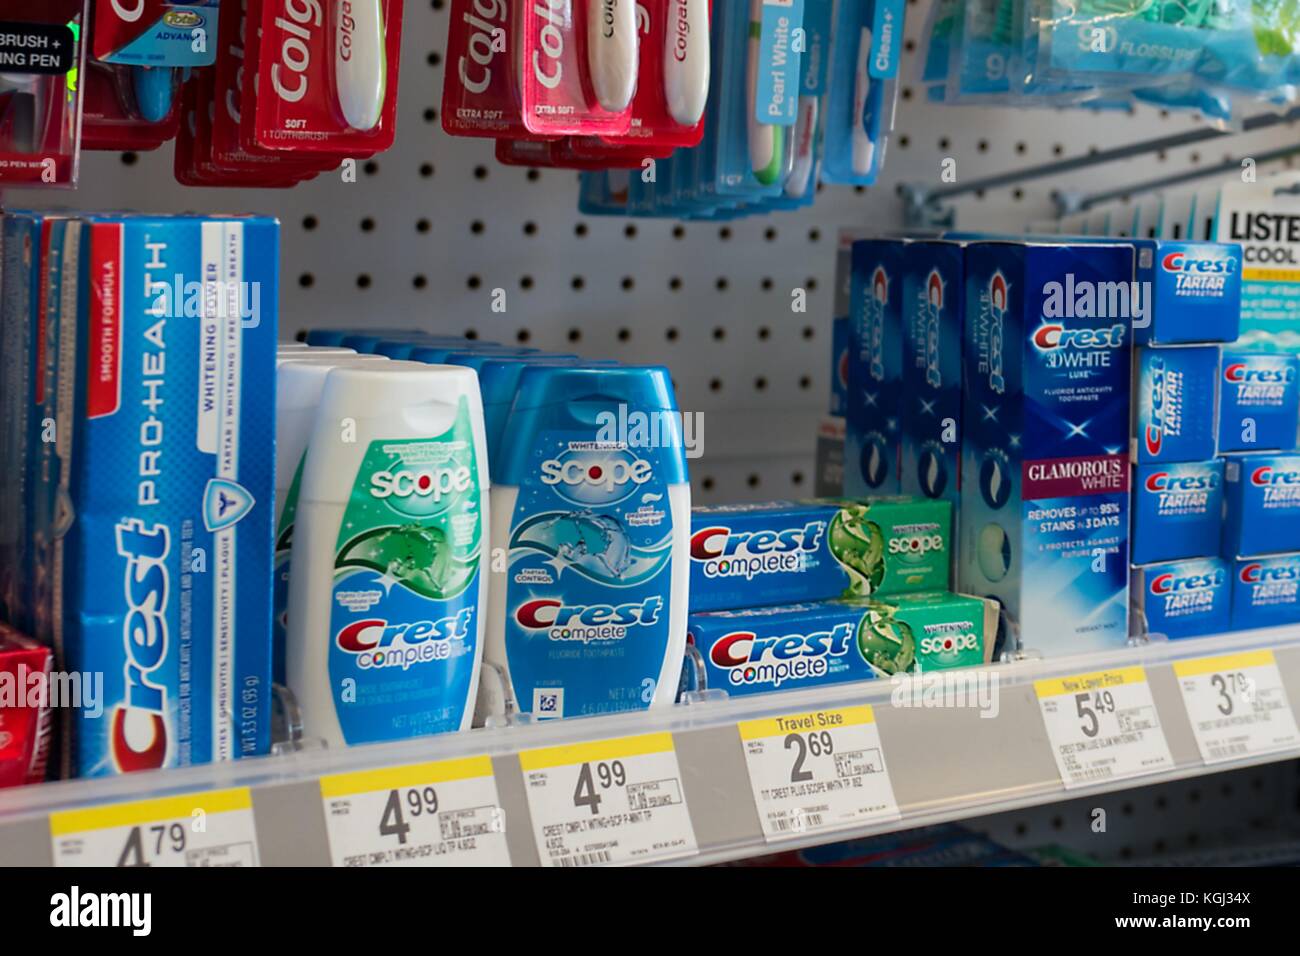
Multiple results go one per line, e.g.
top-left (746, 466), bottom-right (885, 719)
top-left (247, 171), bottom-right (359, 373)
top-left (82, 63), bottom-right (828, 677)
top-left (959, 242), bottom-right (1133, 655)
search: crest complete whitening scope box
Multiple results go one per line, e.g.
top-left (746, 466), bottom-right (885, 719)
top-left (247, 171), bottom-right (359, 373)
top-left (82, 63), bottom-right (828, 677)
top-left (685, 591), bottom-right (997, 697)
top-left (687, 498), bottom-right (952, 612)
top-left (959, 242), bottom-right (1133, 655)
top-left (1232, 553), bottom-right (1300, 629)
top-left (1132, 460), bottom-right (1224, 565)
top-left (1130, 557), bottom-right (1231, 639)
top-left (901, 240), bottom-right (963, 507)
top-left (1132, 345), bottom-right (1220, 464)
top-left (1222, 453), bottom-right (1300, 558)
top-left (845, 239), bottom-right (905, 495)
top-left (57, 214), bottom-right (277, 778)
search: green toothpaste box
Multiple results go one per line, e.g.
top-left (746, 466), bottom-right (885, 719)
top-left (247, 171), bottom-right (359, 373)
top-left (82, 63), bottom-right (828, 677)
top-left (688, 497), bottom-right (952, 612)
top-left (687, 590), bottom-right (997, 697)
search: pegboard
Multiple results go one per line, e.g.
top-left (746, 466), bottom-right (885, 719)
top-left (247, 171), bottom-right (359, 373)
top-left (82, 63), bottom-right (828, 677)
top-left (970, 759), bottom-right (1300, 863)
top-left (10, 0), bottom-right (1300, 510)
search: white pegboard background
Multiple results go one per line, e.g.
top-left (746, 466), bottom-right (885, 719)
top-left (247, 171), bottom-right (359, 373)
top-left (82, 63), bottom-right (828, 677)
top-left (11, 0), bottom-right (1300, 508)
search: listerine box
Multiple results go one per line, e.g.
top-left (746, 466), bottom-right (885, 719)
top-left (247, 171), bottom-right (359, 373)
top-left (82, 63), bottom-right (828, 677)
top-left (1132, 346), bottom-right (1219, 463)
top-left (1222, 453), bottom-right (1300, 558)
top-left (688, 497), bottom-right (951, 612)
top-left (901, 240), bottom-right (963, 507)
top-left (959, 242), bottom-right (1133, 656)
top-left (845, 238), bottom-right (905, 495)
top-left (686, 591), bottom-right (997, 697)
top-left (59, 215), bottom-right (277, 777)
top-left (945, 232), bottom-right (1241, 346)
top-left (1130, 557), bottom-right (1230, 639)
top-left (1132, 460), bottom-right (1224, 565)
top-left (1217, 351), bottom-right (1299, 452)
top-left (1231, 553), bottom-right (1300, 630)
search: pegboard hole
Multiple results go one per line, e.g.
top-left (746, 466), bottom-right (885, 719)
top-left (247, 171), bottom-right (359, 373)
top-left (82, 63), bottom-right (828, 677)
top-left (761, 278), bottom-right (773, 291)
top-left (702, 477), bottom-right (715, 492)
top-left (364, 160), bottom-right (379, 176)
top-left (574, 222), bottom-right (589, 237)
top-left (621, 276), bottom-right (635, 291)
top-left (672, 225), bottom-right (686, 239)
top-left (416, 218), bottom-right (431, 233)
top-left (798, 376), bottom-right (812, 390)
top-left (423, 108), bottom-right (437, 123)
top-left (747, 474), bottom-right (760, 488)
top-left (571, 276), bottom-right (585, 291)
top-left (709, 378), bottom-right (722, 392)
top-left (360, 217), bottom-right (376, 232)
top-left (299, 273), bottom-right (315, 288)
top-left (523, 221), bottom-right (537, 236)
top-left (791, 471), bottom-right (804, 485)
top-left (808, 228), bottom-right (821, 243)
top-left (467, 275), bottom-right (482, 290)
top-left (669, 276), bottom-right (683, 291)
top-left (121, 151), bottom-right (139, 166)
top-left (303, 215), bottom-right (319, 231)
top-left (426, 51), bottom-right (442, 67)
top-left (715, 277), bottom-right (729, 292)
top-left (624, 224), bottom-right (638, 238)
top-left (420, 162), bottom-right (435, 178)
top-left (516, 329), bottom-right (531, 343)
top-left (413, 275), bottom-right (427, 289)
top-left (471, 220), bottom-right (485, 234)
top-left (758, 326), bottom-right (771, 340)
top-left (764, 227), bottom-right (777, 241)
top-left (719, 226), bottom-right (732, 240)
top-left (356, 274), bottom-right (372, 289)
top-left (617, 328), bottom-right (631, 342)
top-left (473, 165), bottom-right (489, 180)
top-left (464, 329), bottom-right (479, 340)
top-left (666, 328), bottom-right (679, 341)
top-left (520, 275), bottom-right (534, 290)
top-left (712, 327), bottom-right (726, 341)
top-left (802, 326), bottom-right (815, 339)
top-left (526, 169), bottom-right (540, 182)
top-left (754, 377), bottom-right (768, 391)
top-left (567, 328), bottom-right (582, 342)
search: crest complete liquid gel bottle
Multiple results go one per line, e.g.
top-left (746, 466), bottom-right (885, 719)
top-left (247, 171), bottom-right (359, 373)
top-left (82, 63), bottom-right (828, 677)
top-left (485, 366), bottom-right (690, 720)
top-left (286, 362), bottom-right (490, 746)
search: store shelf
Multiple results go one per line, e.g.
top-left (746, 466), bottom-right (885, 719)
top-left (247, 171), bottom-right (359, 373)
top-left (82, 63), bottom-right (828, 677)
top-left (3, 625), bottom-right (1299, 866)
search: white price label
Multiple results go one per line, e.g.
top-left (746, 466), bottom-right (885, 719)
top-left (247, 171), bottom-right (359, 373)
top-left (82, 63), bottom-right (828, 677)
top-left (1174, 650), bottom-right (1300, 764)
top-left (739, 705), bottom-right (900, 841)
top-left (320, 756), bottom-right (510, 867)
top-left (1035, 667), bottom-right (1174, 789)
top-left (51, 789), bottom-right (259, 867)
top-left (520, 732), bottom-right (698, 867)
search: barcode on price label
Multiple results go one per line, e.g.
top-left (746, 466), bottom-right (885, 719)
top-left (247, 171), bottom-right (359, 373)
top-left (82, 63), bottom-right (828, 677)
top-left (738, 705), bottom-right (900, 841)
top-left (519, 732), bottom-right (698, 867)
top-left (1034, 667), bottom-right (1175, 789)
top-left (50, 789), bottom-right (259, 867)
top-left (319, 755), bottom-right (510, 867)
top-left (1173, 650), bottom-right (1300, 765)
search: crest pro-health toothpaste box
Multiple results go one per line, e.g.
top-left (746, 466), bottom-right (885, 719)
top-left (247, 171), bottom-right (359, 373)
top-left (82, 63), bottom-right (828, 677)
top-left (959, 242), bottom-right (1133, 655)
top-left (57, 214), bottom-right (277, 777)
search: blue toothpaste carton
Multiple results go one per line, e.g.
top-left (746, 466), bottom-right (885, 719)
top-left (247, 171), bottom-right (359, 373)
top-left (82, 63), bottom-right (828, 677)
top-left (845, 238), bottom-right (904, 495)
top-left (945, 234), bottom-right (1242, 346)
top-left (1231, 553), bottom-right (1300, 630)
top-left (831, 315), bottom-right (849, 417)
top-left (688, 497), bottom-right (952, 612)
top-left (57, 215), bottom-right (277, 777)
top-left (1217, 351), bottom-right (1300, 452)
top-left (1132, 346), bottom-right (1219, 463)
top-left (1133, 241), bottom-right (1242, 345)
top-left (1222, 453), bottom-right (1300, 558)
top-left (901, 240), bottom-right (963, 505)
top-left (1130, 557), bottom-right (1231, 639)
top-left (686, 591), bottom-right (997, 697)
top-left (1132, 460), bottom-right (1224, 565)
top-left (960, 242), bottom-right (1133, 655)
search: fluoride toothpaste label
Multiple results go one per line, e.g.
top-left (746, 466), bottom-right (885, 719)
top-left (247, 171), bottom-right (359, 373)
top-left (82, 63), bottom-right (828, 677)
top-left (504, 432), bottom-right (678, 719)
top-left (1223, 455), bottom-right (1300, 559)
top-left (1218, 353), bottom-right (1299, 452)
top-left (327, 404), bottom-right (483, 744)
top-left (1132, 461), bottom-right (1223, 566)
top-left (1232, 554), bottom-right (1300, 629)
top-left (1131, 558), bottom-right (1230, 640)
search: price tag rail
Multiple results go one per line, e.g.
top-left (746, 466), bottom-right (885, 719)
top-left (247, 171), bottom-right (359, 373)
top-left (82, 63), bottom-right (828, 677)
top-left (3, 623), bottom-right (1300, 866)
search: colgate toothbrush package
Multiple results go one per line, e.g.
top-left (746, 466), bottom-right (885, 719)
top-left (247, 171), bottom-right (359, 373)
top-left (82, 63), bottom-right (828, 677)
top-left (251, 0), bottom-right (404, 153)
top-left (92, 0), bottom-right (221, 66)
top-left (599, 0), bottom-right (710, 149)
top-left (442, 0), bottom-right (539, 139)
top-left (0, 3), bottom-right (89, 187)
top-left (521, 0), bottom-right (637, 135)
